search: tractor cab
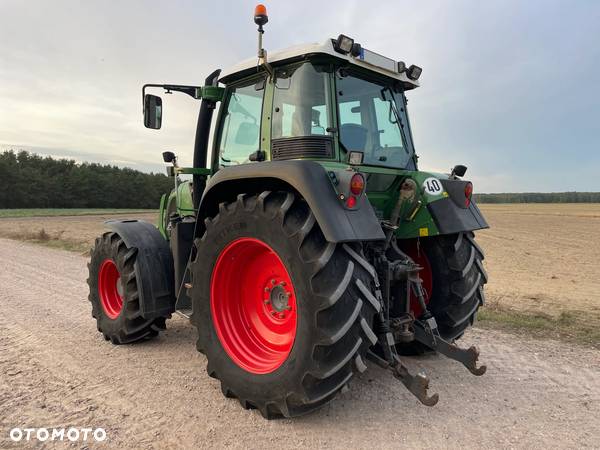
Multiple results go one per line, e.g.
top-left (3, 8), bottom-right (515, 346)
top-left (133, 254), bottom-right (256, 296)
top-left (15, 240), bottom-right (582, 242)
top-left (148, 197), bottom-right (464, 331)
top-left (214, 37), bottom-right (422, 173)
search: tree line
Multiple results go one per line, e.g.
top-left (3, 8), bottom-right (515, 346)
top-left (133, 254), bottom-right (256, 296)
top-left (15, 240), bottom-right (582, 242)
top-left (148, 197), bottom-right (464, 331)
top-left (0, 150), bottom-right (173, 209)
top-left (474, 192), bottom-right (600, 203)
top-left (1, 150), bottom-right (597, 208)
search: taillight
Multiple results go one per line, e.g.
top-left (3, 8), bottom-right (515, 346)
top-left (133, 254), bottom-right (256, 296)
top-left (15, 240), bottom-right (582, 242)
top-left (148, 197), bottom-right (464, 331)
top-left (350, 173), bottom-right (365, 196)
top-left (346, 195), bottom-right (357, 208)
top-left (464, 182), bottom-right (473, 207)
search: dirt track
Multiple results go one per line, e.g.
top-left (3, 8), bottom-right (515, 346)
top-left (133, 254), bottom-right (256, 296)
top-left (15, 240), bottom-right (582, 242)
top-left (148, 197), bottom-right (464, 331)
top-left (1, 238), bottom-right (599, 449)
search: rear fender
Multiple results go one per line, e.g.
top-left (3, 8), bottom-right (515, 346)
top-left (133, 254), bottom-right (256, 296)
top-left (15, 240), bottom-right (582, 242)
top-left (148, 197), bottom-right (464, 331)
top-left (426, 177), bottom-right (488, 234)
top-left (392, 172), bottom-right (489, 239)
top-left (198, 160), bottom-right (385, 243)
top-left (104, 220), bottom-right (175, 319)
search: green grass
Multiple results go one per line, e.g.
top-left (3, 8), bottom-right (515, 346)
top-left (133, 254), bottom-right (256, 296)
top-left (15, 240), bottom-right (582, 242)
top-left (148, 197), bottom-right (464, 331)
top-left (0, 208), bottom-right (157, 218)
top-left (477, 305), bottom-right (600, 349)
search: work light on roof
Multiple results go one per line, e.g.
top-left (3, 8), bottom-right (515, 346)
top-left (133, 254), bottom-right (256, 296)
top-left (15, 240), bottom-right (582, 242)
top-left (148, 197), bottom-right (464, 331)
top-left (406, 64), bottom-right (423, 81)
top-left (334, 34), bottom-right (355, 54)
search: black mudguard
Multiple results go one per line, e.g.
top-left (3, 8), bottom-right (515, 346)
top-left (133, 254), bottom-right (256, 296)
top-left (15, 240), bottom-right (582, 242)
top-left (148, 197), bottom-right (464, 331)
top-left (199, 160), bottom-right (385, 243)
top-left (425, 178), bottom-right (489, 235)
top-left (104, 220), bottom-right (175, 319)
top-left (427, 199), bottom-right (489, 234)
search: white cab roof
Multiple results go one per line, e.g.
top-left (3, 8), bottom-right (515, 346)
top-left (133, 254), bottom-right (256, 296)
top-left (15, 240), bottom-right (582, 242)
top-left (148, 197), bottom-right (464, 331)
top-left (219, 39), bottom-right (420, 89)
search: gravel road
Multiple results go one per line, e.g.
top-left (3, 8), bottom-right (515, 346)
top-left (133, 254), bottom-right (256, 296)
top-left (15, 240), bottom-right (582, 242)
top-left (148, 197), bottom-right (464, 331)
top-left (1, 238), bottom-right (599, 449)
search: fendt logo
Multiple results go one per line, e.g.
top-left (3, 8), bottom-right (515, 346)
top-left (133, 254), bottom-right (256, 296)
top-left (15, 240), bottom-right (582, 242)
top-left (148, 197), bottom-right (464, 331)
top-left (9, 427), bottom-right (107, 443)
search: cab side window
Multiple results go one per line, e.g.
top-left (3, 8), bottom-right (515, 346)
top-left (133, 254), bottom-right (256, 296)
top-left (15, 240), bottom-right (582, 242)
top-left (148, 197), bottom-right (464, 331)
top-left (218, 80), bottom-right (264, 166)
top-left (373, 96), bottom-right (403, 149)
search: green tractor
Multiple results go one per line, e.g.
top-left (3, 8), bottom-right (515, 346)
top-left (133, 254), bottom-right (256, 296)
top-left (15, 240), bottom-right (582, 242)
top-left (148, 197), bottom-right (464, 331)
top-left (87, 5), bottom-right (488, 417)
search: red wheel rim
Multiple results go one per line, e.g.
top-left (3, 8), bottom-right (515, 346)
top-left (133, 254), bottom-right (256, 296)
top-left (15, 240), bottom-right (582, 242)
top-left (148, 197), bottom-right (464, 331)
top-left (210, 238), bottom-right (297, 374)
top-left (98, 259), bottom-right (123, 319)
top-left (400, 241), bottom-right (433, 318)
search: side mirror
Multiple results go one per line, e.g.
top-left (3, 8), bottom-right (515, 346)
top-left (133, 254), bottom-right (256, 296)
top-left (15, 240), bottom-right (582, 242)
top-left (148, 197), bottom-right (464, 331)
top-left (144, 94), bottom-right (162, 129)
top-left (162, 151), bottom-right (176, 163)
top-left (451, 164), bottom-right (467, 178)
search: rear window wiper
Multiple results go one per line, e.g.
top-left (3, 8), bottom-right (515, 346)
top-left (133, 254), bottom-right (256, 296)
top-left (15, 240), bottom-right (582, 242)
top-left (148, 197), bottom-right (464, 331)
top-left (381, 87), bottom-right (410, 155)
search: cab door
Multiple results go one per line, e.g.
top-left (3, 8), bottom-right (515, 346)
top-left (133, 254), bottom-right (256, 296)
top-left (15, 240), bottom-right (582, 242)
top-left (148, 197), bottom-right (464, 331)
top-left (211, 76), bottom-right (268, 170)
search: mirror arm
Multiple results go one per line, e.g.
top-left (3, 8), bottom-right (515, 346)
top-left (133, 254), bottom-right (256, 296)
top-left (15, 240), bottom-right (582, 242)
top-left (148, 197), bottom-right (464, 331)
top-left (142, 83), bottom-right (203, 112)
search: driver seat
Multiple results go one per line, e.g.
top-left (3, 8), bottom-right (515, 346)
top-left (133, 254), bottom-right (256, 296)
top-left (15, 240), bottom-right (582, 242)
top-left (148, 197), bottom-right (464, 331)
top-left (340, 123), bottom-right (368, 151)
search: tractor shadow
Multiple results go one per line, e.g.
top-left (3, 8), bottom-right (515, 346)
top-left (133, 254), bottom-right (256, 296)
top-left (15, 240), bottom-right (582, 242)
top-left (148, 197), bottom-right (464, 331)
top-left (124, 315), bottom-right (487, 426)
top-left (286, 352), bottom-right (483, 427)
top-left (289, 332), bottom-right (491, 425)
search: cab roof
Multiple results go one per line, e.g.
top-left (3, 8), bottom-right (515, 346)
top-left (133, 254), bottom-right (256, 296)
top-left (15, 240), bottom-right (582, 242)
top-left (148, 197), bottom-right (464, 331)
top-left (219, 38), bottom-right (420, 90)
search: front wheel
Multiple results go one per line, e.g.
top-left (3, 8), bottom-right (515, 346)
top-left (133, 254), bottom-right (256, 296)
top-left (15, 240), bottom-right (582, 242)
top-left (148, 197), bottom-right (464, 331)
top-left (190, 191), bottom-right (379, 418)
top-left (87, 232), bottom-right (166, 344)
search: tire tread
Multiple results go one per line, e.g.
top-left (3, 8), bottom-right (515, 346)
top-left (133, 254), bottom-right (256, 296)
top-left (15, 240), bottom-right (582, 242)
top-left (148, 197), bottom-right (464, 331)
top-left (191, 191), bottom-right (380, 418)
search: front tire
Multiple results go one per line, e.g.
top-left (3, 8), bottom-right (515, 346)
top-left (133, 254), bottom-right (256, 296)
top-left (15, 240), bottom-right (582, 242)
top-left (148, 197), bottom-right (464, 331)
top-left (190, 191), bottom-right (379, 418)
top-left (87, 232), bottom-right (166, 344)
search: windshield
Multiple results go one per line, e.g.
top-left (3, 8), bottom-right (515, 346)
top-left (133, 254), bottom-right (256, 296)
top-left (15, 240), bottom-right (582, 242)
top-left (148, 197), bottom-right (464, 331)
top-left (336, 71), bottom-right (415, 169)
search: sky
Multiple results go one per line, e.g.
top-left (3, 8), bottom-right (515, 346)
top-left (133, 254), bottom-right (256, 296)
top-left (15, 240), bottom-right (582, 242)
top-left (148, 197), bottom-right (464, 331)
top-left (0, 0), bottom-right (599, 193)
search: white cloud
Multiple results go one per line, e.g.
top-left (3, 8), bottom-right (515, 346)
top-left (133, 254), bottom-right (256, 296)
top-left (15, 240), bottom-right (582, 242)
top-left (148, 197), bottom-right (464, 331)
top-left (1, 0), bottom-right (598, 191)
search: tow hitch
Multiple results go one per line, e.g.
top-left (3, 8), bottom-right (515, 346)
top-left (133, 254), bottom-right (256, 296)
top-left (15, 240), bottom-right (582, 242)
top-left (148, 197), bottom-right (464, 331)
top-left (367, 349), bottom-right (440, 406)
top-left (371, 239), bottom-right (487, 406)
top-left (409, 263), bottom-right (487, 377)
top-left (414, 318), bottom-right (487, 376)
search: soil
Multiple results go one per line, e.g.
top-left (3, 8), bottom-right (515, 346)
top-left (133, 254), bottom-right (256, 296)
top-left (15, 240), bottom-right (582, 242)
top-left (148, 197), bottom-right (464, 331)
top-left (0, 212), bottom-right (157, 253)
top-left (476, 204), bottom-right (600, 317)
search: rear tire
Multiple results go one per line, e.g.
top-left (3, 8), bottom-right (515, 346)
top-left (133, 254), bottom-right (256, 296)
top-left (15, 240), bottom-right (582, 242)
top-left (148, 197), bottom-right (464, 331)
top-left (424, 232), bottom-right (487, 339)
top-left (87, 232), bottom-right (166, 344)
top-left (397, 231), bottom-right (487, 353)
top-left (190, 191), bottom-right (380, 418)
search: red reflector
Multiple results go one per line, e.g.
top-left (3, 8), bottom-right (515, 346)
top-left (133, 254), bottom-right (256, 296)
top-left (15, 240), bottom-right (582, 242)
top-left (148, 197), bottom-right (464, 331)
top-left (346, 195), bottom-right (357, 208)
top-left (464, 182), bottom-right (473, 207)
top-left (350, 173), bottom-right (365, 195)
